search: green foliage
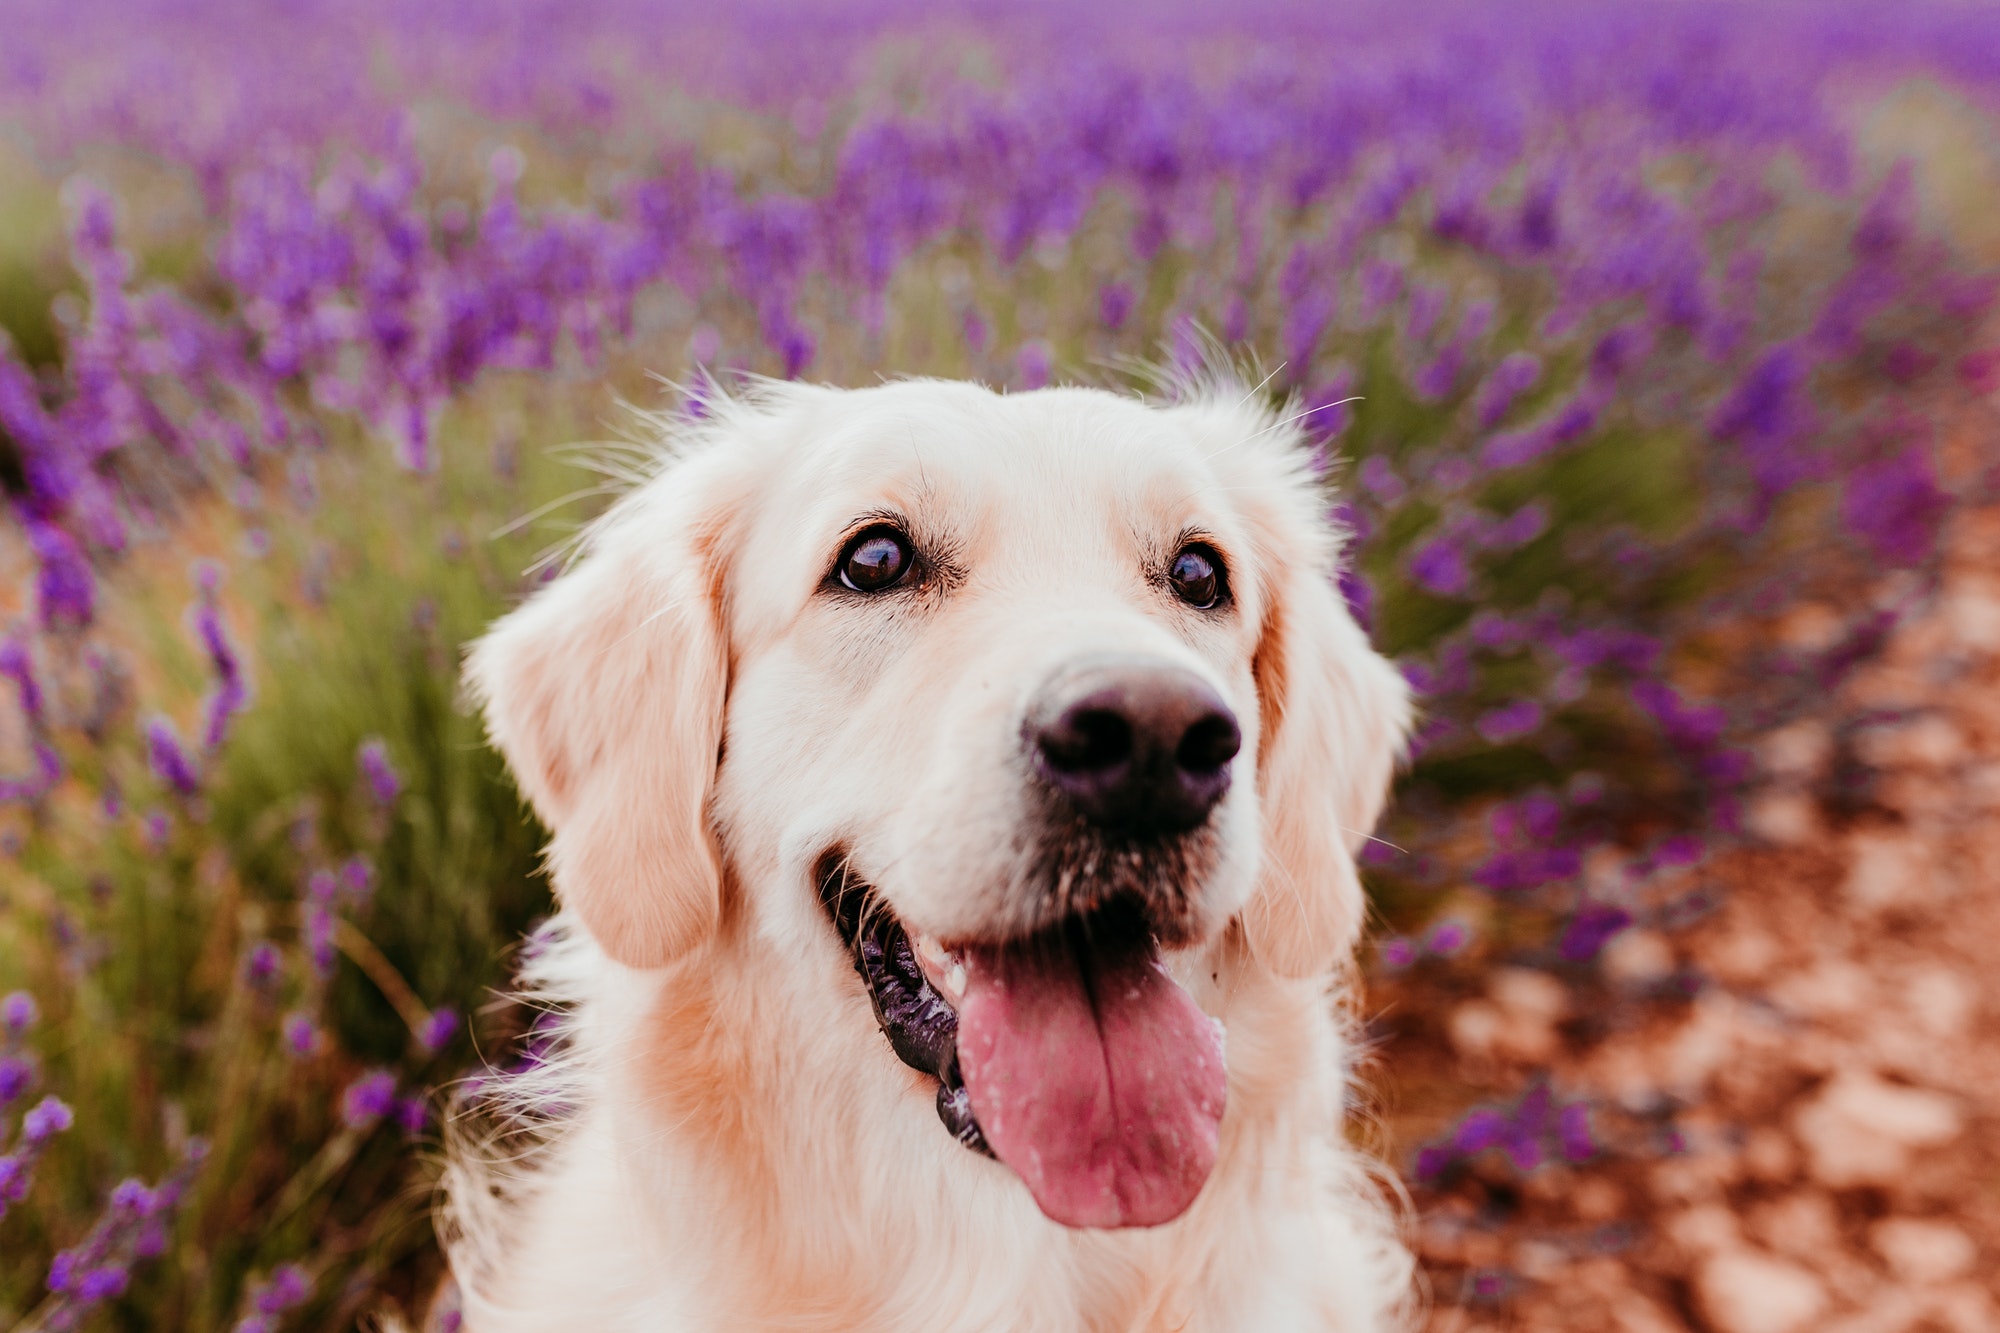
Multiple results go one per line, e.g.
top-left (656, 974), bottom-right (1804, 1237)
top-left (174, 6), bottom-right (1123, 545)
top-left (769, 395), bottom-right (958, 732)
top-left (0, 390), bottom-right (607, 1325)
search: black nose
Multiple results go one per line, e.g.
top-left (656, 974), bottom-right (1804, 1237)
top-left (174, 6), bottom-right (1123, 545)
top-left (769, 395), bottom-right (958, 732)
top-left (1028, 662), bottom-right (1241, 835)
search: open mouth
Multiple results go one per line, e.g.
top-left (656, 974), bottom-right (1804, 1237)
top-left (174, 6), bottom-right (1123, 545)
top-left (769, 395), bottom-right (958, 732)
top-left (817, 857), bottom-right (991, 1157)
top-left (817, 855), bottom-right (1228, 1230)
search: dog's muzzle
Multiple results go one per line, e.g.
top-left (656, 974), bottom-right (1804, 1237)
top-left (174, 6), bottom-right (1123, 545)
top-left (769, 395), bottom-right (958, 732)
top-left (816, 659), bottom-right (1240, 1230)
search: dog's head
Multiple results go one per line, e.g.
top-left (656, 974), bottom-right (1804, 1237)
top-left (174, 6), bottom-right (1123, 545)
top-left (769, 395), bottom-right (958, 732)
top-left (469, 377), bottom-right (1408, 1231)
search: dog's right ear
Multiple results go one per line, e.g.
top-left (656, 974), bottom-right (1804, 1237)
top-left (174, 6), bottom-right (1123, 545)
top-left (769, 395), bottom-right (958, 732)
top-left (467, 480), bottom-right (732, 970)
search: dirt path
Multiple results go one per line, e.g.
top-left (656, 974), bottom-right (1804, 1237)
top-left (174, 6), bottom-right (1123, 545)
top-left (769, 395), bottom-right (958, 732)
top-left (1374, 501), bottom-right (2000, 1333)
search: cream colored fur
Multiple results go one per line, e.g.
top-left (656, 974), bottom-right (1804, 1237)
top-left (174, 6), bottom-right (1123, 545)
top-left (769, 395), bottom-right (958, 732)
top-left (447, 375), bottom-right (1415, 1332)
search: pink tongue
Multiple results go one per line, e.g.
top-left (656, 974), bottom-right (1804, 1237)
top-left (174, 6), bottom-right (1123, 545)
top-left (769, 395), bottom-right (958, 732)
top-left (955, 931), bottom-right (1227, 1229)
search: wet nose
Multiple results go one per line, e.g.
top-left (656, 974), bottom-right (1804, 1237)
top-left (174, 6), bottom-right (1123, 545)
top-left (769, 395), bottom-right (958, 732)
top-left (1028, 662), bottom-right (1241, 835)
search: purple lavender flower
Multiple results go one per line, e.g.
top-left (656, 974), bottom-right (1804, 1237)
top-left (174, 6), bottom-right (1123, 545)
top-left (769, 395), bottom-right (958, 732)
top-left (1016, 339), bottom-right (1053, 389)
top-left (1358, 455), bottom-right (1406, 504)
top-left (2, 991), bottom-right (36, 1034)
top-left (191, 580), bottom-right (249, 751)
top-left (417, 1008), bottom-right (461, 1056)
top-left (1453, 1108), bottom-right (1505, 1154)
top-left (109, 1178), bottom-right (155, 1212)
top-left (0, 739), bottom-right (63, 806)
top-left (1098, 282), bottom-right (1134, 331)
top-left (1709, 341), bottom-right (1817, 496)
top-left (0, 1055), bottom-right (34, 1106)
top-left (1475, 699), bottom-right (1544, 745)
top-left (1630, 680), bottom-right (1726, 750)
top-left (1560, 903), bottom-right (1635, 962)
top-left (1281, 295), bottom-right (1332, 375)
top-left (0, 641), bottom-right (45, 724)
top-left (44, 1139), bottom-right (205, 1321)
top-left (1486, 501), bottom-right (1549, 550)
top-left (356, 738), bottom-right (402, 805)
top-left (305, 869), bottom-right (338, 903)
top-left (23, 1095), bottom-right (74, 1143)
top-left (243, 1262), bottom-right (312, 1322)
top-left (1475, 352), bottom-right (1542, 428)
top-left (1424, 920), bottom-right (1472, 957)
top-left (1378, 936), bottom-right (1418, 969)
top-left (145, 717), bottom-right (201, 796)
top-left (2, 1096), bottom-right (72, 1222)
top-left (1468, 612), bottom-right (1521, 650)
top-left (1654, 833), bottom-right (1704, 867)
top-left (1842, 442), bottom-right (1948, 567)
top-left (341, 1070), bottom-right (398, 1128)
top-left (1557, 1103), bottom-right (1596, 1162)
top-left (25, 517), bottom-right (97, 630)
top-left (243, 942), bottom-right (282, 987)
top-left (304, 903), bottom-right (338, 978)
top-left (1418, 1083), bottom-right (1592, 1184)
top-left (76, 1263), bottom-right (132, 1301)
top-left (1337, 567), bottom-right (1373, 631)
top-left (1502, 1133), bottom-right (1544, 1173)
top-left (393, 1096), bottom-right (429, 1138)
top-left (1408, 539), bottom-right (1471, 598)
top-left (282, 1013), bottom-right (319, 1059)
top-left (776, 326), bottom-right (815, 380)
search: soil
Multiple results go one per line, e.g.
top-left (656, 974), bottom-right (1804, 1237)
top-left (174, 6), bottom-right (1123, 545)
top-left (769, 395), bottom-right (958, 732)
top-left (1373, 502), bottom-right (2000, 1333)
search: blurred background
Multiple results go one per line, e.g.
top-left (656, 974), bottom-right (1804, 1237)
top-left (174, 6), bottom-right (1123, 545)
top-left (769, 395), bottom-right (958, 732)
top-left (0, 1), bottom-right (1995, 1329)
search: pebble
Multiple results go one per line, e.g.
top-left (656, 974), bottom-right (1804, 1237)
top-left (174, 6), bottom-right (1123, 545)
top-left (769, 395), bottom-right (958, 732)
top-left (1489, 967), bottom-right (1569, 1023)
top-left (1601, 929), bottom-right (1675, 987)
top-left (1449, 969), bottom-right (1571, 1063)
top-left (1853, 715), bottom-right (1965, 769)
top-left (1608, 1291), bottom-right (1683, 1333)
top-left (1943, 576), bottom-right (2000, 652)
top-left (1744, 790), bottom-right (1821, 846)
top-left (1746, 1190), bottom-right (1840, 1262)
top-left (1694, 1249), bottom-right (1829, 1333)
top-left (1666, 1203), bottom-right (1742, 1253)
top-left (1901, 967), bottom-right (1975, 1039)
top-left (1841, 832), bottom-right (1934, 914)
top-left (1758, 721), bottom-right (1834, 782)
top-left (1792, 1073), bottom-right (1964, 1188)
top-left (1739, 1127), bottom-right (1800, 1183)
top-left (1869, 1217), bottom-right (1977, 1285)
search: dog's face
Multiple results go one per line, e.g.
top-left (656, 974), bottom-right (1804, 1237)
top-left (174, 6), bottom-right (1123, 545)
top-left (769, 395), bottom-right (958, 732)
top-left (721, 387), bottom-right (1260, 950)
top-left (471, 378), bottom-right (1408, 1234)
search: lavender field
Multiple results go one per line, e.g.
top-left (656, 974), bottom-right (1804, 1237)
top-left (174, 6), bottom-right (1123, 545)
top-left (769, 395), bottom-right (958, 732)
top-left (2, 1), bottom-right (1998, 1328)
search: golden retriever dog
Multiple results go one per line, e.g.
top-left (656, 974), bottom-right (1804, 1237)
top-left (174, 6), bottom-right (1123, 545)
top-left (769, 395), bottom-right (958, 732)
top-left (443, 371), bottom-right (1414, 1331)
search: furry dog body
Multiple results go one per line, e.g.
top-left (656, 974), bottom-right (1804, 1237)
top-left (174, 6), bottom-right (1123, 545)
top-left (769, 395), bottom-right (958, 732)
top-left (448, 377), bottom-right (1413, 1332)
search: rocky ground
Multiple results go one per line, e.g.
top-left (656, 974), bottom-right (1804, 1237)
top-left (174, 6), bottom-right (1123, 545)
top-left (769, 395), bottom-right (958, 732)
top-left (1374, 500), bottom-right (2000, 1333)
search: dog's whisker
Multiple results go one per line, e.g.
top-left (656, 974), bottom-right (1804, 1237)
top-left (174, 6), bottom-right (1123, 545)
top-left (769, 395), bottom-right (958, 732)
top-left (489, 482), bottom-right (629, 541)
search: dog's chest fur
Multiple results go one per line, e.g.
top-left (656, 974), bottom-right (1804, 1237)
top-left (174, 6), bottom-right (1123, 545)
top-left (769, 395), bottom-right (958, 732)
top-left (450, 925), bottom-right (1405, 1333)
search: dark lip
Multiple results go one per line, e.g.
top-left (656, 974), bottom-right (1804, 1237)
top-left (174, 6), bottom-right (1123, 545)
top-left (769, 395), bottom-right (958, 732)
top-left (816, 853), bottom-right (991, 1157)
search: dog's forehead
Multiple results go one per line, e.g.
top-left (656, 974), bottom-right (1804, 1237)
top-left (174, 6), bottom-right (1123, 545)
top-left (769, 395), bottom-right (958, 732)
top-left (733, 383), bottom-right (1244, 589)
top-left (804, 384), bottom-right (1215, 516)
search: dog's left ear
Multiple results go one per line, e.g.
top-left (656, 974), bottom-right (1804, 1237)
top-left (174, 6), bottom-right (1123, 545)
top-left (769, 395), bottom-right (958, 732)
top-left (467, 464), bottom-right (736, 970)
top-left (1240, 533), bottom-right (1411, 979)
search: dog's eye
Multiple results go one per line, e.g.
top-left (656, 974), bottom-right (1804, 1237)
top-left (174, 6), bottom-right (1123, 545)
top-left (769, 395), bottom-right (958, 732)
top-left (1168, 544), bottom-right (1225, 609)
top-left (838, 527), bottom-right (914, 593)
